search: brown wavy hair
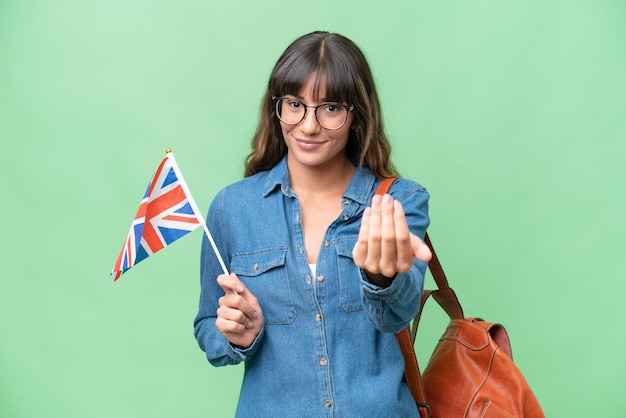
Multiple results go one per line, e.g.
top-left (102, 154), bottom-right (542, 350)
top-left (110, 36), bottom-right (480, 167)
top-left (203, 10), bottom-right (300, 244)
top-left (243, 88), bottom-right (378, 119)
top-left (244, 31), bottom-right (399, 179)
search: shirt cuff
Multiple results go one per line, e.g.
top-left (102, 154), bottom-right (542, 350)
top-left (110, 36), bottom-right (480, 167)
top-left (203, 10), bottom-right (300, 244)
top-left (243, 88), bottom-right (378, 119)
top-left (360, 268), bottom-right (407, 298)
top-left (226, 324), bottom-right (265, 362)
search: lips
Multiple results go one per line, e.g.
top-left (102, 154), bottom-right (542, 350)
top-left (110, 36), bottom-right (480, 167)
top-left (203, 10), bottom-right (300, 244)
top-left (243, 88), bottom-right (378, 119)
top-left (295, 138), bottom-right (325, 150)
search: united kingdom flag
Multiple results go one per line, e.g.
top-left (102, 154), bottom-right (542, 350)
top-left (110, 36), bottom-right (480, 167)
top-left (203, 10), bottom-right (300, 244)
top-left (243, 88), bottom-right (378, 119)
top-left (110, 151), bottom-right (204, 281)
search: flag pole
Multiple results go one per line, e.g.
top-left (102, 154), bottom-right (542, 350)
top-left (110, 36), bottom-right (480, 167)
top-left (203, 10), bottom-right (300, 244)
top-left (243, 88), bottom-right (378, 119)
top-left (165, 149), bottom-right (229, 276)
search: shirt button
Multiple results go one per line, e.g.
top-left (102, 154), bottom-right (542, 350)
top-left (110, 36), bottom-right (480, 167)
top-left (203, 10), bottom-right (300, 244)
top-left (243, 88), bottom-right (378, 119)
top-left (299, 247), bottom-right (303, 254)
top-left (315, 314), bottom-right (322, 322)
top-left (320, 358), bottom-right (327, 366)
top-left (343, 214), bottom-right (349, 221)
top-left (343, 199), bottom-right (350, 205)
top-left (306, 275), bottom-right (311, 284)
top-left (253, 263), bottom-right (259, 271)
top-left (324, 240), bottom-right (330, 247)
top-left (325, 400), bottom-right (332, 408)
top-left (317, 275), bottom-right (324, 282)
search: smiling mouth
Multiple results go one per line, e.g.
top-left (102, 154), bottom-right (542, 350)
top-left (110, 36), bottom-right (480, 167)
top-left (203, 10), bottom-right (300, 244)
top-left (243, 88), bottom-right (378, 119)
top-left (296, 138), bottom-right (325, 145)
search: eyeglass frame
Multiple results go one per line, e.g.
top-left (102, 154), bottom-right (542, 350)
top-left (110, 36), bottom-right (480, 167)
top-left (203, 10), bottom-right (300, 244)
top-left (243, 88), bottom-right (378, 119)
top-left (272, 96), bottom-right (355, 130)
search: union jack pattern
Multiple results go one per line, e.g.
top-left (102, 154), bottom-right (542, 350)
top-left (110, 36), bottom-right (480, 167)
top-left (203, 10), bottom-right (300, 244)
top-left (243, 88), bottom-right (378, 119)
top-left (111, 153), bottom-right (203, 281)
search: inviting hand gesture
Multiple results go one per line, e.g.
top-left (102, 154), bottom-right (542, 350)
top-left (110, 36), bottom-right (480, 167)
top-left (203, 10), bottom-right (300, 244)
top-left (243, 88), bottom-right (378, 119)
top-left (352, 194), bottom-right (431, 286)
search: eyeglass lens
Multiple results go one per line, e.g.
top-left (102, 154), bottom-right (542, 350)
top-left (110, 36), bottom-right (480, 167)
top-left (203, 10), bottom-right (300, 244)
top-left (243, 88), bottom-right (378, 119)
top-left (276, 98), bottom-right (348, 130)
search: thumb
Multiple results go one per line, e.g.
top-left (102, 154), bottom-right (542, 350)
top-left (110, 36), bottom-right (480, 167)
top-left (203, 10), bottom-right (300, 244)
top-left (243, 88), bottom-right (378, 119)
top-left (410, 235), bottom-right (432, 262)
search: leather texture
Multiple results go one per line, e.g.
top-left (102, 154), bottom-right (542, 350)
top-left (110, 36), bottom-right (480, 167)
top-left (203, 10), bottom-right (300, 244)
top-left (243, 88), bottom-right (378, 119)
top-left (375, 179), bottom-right (545, 418)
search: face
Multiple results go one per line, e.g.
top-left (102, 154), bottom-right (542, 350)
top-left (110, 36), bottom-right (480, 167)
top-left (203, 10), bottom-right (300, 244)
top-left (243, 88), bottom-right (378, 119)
top-left (279, 75), bottom-right (354, 172)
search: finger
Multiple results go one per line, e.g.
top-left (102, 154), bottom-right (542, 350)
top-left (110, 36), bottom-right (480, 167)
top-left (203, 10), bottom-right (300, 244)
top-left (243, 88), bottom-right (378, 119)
top-left (366, 194), bottom-right (383, 267)
top-left (352, 207), bottom-right (371, 265)
top-left (216, 303), bottom-right (254, 329)
top-left (217, 273), bottom-right (245, 294)
top-left (215, 315), bottom-right (247, 335)
top-left (237, 292), bottom-right (261, 322)
top-left (410, 234), bottom-right (432, 261)
top-left (217, 275), bottom-right (260, 321)
top-left (379, 194), bottom-right (398, 275)
top-left (392, 200), bottom-right (414, 272)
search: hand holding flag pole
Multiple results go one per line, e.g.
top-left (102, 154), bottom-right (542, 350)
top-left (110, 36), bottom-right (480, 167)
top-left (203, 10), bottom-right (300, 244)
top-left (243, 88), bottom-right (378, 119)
top-left (110, 149), bottom-right (228, 281)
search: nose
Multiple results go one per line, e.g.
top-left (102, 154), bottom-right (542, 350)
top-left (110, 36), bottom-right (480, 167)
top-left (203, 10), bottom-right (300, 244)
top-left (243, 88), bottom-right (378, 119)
top-left (299, 107), bottom-right (321, 134)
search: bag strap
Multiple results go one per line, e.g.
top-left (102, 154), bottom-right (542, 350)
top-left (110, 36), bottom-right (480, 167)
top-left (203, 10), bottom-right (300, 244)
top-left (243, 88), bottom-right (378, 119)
top-left (411, 236), bottom-right (464, 341)
top-left (374, 178), bottom-right (464, 418)
top-left (374, 178), bottom-right (430, 416)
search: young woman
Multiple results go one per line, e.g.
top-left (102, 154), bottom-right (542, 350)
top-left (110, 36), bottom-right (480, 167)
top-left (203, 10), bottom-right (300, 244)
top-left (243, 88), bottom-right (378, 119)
top-left (194, 31), bottom-right (431, 417)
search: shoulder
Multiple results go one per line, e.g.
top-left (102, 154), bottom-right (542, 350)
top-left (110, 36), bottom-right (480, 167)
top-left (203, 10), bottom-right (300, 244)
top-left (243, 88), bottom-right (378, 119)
top-left (218, 157), bottom-right (287, 200)
top-left (387, 177), bottom-right (429, 201)
top-left (387, 177), bottom-right (430, 232)
top-left (224, 171), bottom-right (269, 195)
top-left (211, 172), bottom-right (269, 205)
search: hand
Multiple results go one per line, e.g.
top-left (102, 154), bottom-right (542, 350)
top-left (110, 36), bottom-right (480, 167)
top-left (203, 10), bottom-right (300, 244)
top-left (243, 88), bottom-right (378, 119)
top-left (215, 273), bottom-right (264, 349)
top-left (352, 194), bottom-right (431, 283)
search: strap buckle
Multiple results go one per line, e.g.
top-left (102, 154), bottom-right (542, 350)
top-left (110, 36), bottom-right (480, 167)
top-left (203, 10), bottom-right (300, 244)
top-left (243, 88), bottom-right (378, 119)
top-left (417, 403), bottom-right (432, 418)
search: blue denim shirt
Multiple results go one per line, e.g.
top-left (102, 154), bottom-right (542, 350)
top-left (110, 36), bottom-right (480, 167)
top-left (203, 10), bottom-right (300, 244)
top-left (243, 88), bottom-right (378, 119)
top-left (194, 157), bottom-right (430, 417)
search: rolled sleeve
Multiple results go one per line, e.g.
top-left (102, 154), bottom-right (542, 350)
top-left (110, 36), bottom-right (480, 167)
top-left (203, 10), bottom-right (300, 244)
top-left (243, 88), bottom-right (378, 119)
top-left (360, 265), bottom-right (425, 333)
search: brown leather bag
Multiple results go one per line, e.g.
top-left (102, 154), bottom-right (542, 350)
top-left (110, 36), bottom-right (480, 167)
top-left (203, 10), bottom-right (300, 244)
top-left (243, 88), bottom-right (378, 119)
top-left (375, 179), bottom-right (545, 418)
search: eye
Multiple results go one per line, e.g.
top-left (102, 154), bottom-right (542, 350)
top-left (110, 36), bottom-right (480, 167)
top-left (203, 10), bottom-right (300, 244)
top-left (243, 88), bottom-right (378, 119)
top-left (322, 103), bottom-right (343, 113)
top-left (286, 100), bottom-right (302, 110)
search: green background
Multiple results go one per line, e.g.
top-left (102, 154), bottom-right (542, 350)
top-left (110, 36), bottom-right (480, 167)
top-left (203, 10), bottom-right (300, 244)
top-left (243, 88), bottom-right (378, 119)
top-left (2, 1), bottom-right (624, 417)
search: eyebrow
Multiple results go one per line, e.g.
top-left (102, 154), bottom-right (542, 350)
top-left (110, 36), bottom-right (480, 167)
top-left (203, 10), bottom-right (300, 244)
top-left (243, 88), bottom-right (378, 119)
top-left (285, 94), bottom-right (338, 103)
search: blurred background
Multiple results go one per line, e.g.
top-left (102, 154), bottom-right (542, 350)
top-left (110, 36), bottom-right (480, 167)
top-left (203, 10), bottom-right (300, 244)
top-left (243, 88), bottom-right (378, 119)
top-left (1, 1), bottom-right (624, 416)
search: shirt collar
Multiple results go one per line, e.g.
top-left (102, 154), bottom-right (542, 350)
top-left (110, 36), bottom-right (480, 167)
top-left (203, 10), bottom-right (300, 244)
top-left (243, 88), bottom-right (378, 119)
top-left (262, 155), bottom-right (377, 204)
top-left (262, 156), bottom-right (290, 197)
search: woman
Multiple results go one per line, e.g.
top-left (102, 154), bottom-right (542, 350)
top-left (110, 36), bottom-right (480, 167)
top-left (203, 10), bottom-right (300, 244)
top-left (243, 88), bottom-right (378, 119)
top-left (194, 31), bottom-right (431, 417)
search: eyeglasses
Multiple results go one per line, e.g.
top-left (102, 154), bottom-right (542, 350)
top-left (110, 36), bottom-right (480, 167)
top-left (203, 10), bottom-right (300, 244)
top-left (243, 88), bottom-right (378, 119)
top-left (273, 96), bottom-right (354, 130)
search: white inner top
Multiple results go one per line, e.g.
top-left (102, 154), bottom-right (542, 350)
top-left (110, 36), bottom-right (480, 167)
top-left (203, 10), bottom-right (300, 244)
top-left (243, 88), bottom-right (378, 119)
top-left (309, 263), bottom-right (316, 278)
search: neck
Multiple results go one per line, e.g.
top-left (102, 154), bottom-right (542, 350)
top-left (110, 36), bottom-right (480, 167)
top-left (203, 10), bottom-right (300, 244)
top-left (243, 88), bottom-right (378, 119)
top-left (288, 156), bottom-right (356, 196)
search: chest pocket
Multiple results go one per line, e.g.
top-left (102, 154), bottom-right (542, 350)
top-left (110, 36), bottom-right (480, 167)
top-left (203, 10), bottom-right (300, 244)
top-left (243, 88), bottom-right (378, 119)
top-left (334, 237), bottom-right (363, 312)
top-left (231, 248), bottom-right (296, 325)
